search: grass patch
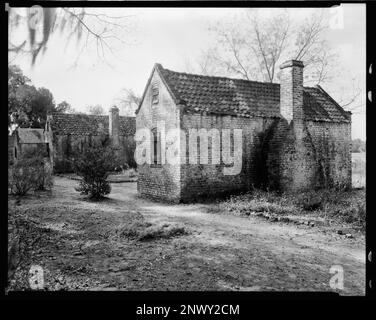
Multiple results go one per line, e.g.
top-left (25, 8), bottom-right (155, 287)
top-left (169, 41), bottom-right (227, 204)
top-left (116, 221), bottom-right (190, 241)
top-left (218, 189), bottom-right (298, 216)
top-left (213, 188), bottom-right (366, 229)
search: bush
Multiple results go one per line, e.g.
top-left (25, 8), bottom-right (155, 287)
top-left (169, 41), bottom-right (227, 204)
top-left (296, 193), bottom-right (323, 211)
top-left (73, 145), bottom-right (115, 199)
top-left (9, 158), bottom-right (37, 196)
top-left (8, 153), bottom-right (53, 195)
top-left (33, 158), bottom-right (53, 191)
top-left (323, 190), bottom-right (366, 227)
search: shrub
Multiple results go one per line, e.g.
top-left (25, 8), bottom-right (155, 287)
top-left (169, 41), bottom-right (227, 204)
top-left (9, 158), bottom-right (37, 196)
top-left (296, 192), bottom-right (323, 211)
top-left (324, 191), bottom-right (366, 227)
top-left (32, 157), bottom-right (53, 191)
top-left (73, 145), bottom-right (115, 199)
top-left (8, 152), bottom-right (53, 196)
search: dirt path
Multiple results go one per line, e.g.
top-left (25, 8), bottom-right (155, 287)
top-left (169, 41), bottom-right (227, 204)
top-left (111, 181), bottom-right (365, 295)
top-left (9, 177), bottom-right (365, 295)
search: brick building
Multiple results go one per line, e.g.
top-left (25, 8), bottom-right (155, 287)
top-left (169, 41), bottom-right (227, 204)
top-left (45, 107), bottom-right (136, 172)
top-left (136, 61), bottom-right (351, 202)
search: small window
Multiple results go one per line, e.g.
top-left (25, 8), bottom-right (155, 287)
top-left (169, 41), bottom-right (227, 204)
top-left (151, 128), bottom-right (161, 165)
top-left (151, 83), bottom-right (159, 105)
top-left (14, 147), bottom-right (17, 159)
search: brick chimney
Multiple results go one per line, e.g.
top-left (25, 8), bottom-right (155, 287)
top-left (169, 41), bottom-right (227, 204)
top-left (279, 60), bottom-right (304, 123)
top-left (109, 106), bottom-right (119, 146)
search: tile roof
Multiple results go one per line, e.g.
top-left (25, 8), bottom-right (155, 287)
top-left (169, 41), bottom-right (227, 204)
top-left (303, 86), bottom-right (351, 123)
top-left (49, 113), bottom-right (136, 136)
top-left (141, 64), bottom-right (350, 123)
top-left (16, 128), bottom-right (46, 144)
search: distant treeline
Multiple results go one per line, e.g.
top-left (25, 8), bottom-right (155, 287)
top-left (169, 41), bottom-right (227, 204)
top-left (351, 139), bottom-right (366, 153)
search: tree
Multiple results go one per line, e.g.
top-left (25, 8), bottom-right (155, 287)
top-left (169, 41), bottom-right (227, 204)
top-left (186, 9), bottom-right (363, 112)
top-left (249, 11), bottom-right (291, 83)
top-left (191, 10), bottom-right (335, 85)
top-left (184, 48), bottom-right (223, 76)
top-left (87, 104), bottom-right (105, 115)
top-left (31, 87), bottom-right (55, 124)
top-left (332, 75), bottom-right (365, 113)
top-left (8, 64), bottom-right (72, 129)
top-left (114, 88), bottom-right (140, 116)
top-left (8, 80), bottom-right (50, 129)
top-left (17, 86), bottom-right (55, 128)
top-left (8, 7), bottom-right (136, 66)
top-left (56, 101), bottom-right (75, 113)
top-left (8, 65), bottom-right (30, 126)
top-left (351, 139), bottom-right (366, 153)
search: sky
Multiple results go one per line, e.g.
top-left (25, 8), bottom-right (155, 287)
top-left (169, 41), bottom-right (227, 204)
top-left (9, 4), bottom-right (366, 140)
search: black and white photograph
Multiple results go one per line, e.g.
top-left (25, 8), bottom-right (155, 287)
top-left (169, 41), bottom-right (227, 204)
top-left (6, 1), bottom-right (368, 301)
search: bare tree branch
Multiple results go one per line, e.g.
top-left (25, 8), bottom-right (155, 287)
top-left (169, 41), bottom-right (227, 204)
top-left (8, 7), bottom-right (136, 66)
top-left (199, 9), bottom-right (335, 86)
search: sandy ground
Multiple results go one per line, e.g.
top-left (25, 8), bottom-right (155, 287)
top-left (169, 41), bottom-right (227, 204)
top-left (8, 177), bottom-right (365, 295)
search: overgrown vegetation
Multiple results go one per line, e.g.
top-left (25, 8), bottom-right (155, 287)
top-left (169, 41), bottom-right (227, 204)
top-left (214, 188), bottom-right (366, 229)
top-left (8, 151), bottom-right (53, 196)
top-left (220, 190), bottom-right (297, 217)
top-left (8, 65), bottom-right (74, 130)
top-left (34, 158), bottom-right (53, 191)
top-left (351, 139), bottom-right (366, 153)
top-left (352, 152), bottom-right (366, 189)
top-left (73, 144), bottom-right (115, 199)
top-left (116, 221), bottom-right (190, 242)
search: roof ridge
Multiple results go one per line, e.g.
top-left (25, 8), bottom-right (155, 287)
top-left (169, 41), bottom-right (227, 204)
top-left (17, 127), bottom-right (44, 130)
top-left (136, 64), bottom-right (349, 123)
top-left (51, 112), bottom-right (106, 116)
top-left (161, 67), bottom-right (281, 87)
top-left (161, 66), bottom-right (326, 92)
top-left (160, 65), bottom-right (331, 91)
top-left (51, 112), bottom-right (135, 120)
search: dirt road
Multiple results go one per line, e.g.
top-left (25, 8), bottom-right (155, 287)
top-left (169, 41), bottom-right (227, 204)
top-left (9, 177), bottom-right (365, 295)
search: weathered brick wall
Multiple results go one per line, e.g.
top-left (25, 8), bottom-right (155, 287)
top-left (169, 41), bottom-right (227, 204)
top-left (265, 119), bottom-right (351, 191)
top-left (180, 113), bottom-right (276, 202)
top-left (266, 119), bottom-right (319, 191)
top-left (136, 69), bottom-right (182, 202)
top-left (118, 135), bottom-right (136, 167)
top-left (305, 120), bottom-right (352, 189)
top-left (53, 134), bottom-right (105, 161)
top-left (52, 133), bottom-right (135, 172)
top-left (273, 60), bottom-right (351, 191)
